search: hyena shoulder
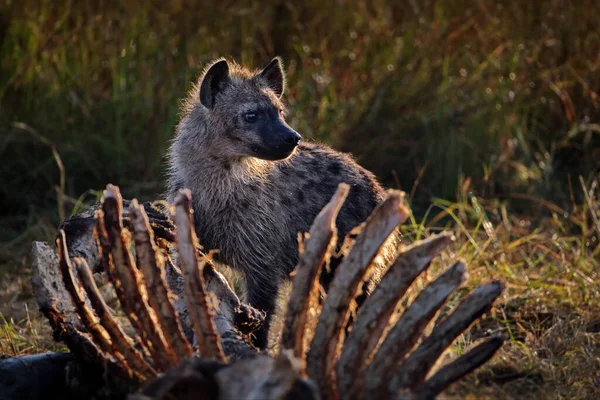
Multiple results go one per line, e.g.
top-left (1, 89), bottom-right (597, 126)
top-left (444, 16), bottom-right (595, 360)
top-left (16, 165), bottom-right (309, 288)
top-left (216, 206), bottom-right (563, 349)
top-left (272, 141), bottom-right (385, 235)
top-left (165, 56), bottom-right (395, 349)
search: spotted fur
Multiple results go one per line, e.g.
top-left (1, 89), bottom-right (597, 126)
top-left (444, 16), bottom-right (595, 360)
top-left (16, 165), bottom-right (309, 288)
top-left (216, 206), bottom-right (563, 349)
top-left (166, 57), bottom-right (398, 349)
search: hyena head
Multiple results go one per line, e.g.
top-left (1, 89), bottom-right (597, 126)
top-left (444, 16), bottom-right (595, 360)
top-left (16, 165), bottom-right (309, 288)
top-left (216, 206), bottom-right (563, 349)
top-left (180, 57), bottom-right (302, 162)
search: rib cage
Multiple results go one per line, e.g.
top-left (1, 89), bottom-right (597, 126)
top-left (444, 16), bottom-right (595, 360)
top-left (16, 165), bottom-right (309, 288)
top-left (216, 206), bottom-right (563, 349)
top-left (31, 183), bottom-right (505, 400)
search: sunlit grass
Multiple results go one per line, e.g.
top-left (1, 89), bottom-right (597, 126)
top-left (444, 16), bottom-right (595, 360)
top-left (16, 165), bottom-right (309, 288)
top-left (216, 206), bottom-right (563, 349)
top-left (398, 181), bottom-right (599, 399)
top-left (0, 181), bottom-right (598, 398)
top-left (0, 1), bottom-right (599, 398)
top-left (2, 0), bottom-right (599, 237)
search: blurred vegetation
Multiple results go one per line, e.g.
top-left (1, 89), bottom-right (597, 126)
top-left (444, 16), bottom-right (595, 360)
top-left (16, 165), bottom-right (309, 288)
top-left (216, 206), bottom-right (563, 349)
top-left (1, 0), bottom-right (599, 244)
top-left (1, 2), bottom-right (599, 398)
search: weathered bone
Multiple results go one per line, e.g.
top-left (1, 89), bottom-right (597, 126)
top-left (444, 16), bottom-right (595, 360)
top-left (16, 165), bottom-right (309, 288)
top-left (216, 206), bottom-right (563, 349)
top-left (337, 232), bottom-right (454, 398)
top-left (200, 262), bottom-right (264, 360)
top-left (307, 190), bottom-right (411, 396)
top-left (281, 183), bottom-right (349, 367)
top-left (365, 261), bottom-right (467, 397)
top-left (31, 241), bottom-right (81, 333)
top-left (387, 280), bottom-right (504, 394)
top-left (174, 189), bottom-right (226, 362)
top-left (412, 335), bottom-right (504, 398)
top-left (56, 230), bottom-right (119, 369)
top-left (100, 185), bottom-right (177, 370)
top-left (129, 199), bottom-right (193, 361)
top-left (74, 256), bottom-right (157, 379)
top-left (21, 184), bottom-right (506, 400)
top-left (30, 240), bottom-right (124, 393)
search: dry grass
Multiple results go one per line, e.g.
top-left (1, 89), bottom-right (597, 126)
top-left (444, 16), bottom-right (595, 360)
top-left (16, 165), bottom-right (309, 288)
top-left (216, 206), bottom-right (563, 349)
top-left (416, 180), bottom-right (600, 399)
top-left (272, 178), bottom-right (598, 399)
top-left (1, 1), bottom-right (599, 398)
top-left (1, 180), bottom-right (598, 398)
top-left (0, 263), bottom-right (64, 356)
top-left (2, 0), bottom-right (600, 233)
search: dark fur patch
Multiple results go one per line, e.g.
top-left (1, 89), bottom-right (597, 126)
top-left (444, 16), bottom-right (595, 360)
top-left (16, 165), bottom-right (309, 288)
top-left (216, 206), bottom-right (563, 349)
top-left (282, 195), bottom-right (294, 207)
top-left (327, 161), bottom-right (343, 176)
top-left (166, 58), bottom-right (397, 350)
top-left (239, 198), bottom-right (251, 210)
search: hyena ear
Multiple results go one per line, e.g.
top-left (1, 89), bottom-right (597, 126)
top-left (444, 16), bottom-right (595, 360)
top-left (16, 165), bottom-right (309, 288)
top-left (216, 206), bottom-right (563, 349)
top-left (199, 59), bottom-right (230, 109)
top-left (259, 57), bottom-right (286, 98)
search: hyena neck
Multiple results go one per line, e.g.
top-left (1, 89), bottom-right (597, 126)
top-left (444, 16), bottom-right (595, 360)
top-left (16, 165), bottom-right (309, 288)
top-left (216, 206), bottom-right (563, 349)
top-left (169, 139), bottom-right (273, 206)
top-left (196, 152), bottom-right (272, 187)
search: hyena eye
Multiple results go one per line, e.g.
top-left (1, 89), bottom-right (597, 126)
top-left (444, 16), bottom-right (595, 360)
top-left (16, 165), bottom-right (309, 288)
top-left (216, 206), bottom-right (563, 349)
top-left (244, 112), bottom-right (258, 123)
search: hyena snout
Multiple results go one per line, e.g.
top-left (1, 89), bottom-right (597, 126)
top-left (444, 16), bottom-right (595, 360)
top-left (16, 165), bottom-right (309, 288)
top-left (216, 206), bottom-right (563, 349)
top-left (271, 126), bottom-right (301, 159)
top-left (281, 128), bottom-right (302, 146)
top-left (255, 123), bottom-right (302, 160)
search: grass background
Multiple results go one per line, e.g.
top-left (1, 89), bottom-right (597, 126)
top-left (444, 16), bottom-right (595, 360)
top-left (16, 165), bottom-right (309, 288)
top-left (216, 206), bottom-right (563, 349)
top-left (1, 1), bottom-right (599, 398)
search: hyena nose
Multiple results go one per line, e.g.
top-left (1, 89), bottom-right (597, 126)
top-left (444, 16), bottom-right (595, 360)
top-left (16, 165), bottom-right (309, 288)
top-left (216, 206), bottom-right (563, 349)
top-left (282, 130), bottom-right (302, 145)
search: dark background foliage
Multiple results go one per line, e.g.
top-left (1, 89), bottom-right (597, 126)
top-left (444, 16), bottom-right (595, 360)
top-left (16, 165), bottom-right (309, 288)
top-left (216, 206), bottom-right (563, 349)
top-left (1, 0), bottom-right (599, 241)
top-left (1, 3), bottom-right (599, 397)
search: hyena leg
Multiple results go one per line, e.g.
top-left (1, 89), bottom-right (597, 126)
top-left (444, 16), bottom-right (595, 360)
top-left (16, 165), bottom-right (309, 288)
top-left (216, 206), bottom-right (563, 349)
top-left (246, 276), bottom-right (279, 350)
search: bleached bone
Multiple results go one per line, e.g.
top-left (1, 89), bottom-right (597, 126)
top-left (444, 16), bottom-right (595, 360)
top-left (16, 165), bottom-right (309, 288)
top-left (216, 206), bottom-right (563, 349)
top-left (173, 189), bottom-right (225, 362)
top-left (24, 184), bottom-right (505, 400)
top-left (280, 183), bottom-right (349, 367)
top-left (306, 190), bottom-right (411, 398)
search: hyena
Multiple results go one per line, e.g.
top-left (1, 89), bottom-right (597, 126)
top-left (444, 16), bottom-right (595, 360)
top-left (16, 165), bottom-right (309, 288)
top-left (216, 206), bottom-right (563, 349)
top-left (166, 57), bottom-right (398, 349)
